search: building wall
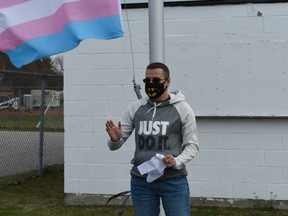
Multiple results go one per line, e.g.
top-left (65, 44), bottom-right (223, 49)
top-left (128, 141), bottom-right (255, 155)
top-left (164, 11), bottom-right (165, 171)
top-left (64, 2), bottom-right (288, 208)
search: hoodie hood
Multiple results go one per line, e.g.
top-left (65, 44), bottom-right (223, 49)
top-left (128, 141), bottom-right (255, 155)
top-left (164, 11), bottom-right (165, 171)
top-left (168, 90), bottom-right (185, 104)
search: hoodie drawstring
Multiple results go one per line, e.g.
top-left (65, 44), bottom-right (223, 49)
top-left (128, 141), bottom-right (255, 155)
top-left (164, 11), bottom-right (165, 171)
top-left (145, 102), bottom-right (162, 120)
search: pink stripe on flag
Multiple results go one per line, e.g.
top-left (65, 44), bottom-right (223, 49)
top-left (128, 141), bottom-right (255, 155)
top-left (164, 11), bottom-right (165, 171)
top-left (0, 0), bottom-right (30, 9)
top-left (0, 0), bottom-right (120, 52)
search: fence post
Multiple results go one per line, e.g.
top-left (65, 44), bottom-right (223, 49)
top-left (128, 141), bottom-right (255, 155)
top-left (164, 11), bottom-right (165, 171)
top-left (38, 78), bottom-right (46, 175)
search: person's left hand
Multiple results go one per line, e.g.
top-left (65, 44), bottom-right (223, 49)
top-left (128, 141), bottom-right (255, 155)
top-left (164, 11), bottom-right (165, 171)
top-left (163, 154), bottom-right (176, 168)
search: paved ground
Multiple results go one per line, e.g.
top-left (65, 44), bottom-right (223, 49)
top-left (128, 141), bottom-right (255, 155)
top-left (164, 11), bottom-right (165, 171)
top-left (0, 131), bottom-right (63, 176)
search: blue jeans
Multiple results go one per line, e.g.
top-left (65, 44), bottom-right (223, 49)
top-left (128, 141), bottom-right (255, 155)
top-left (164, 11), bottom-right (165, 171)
top-left (131, 175), bottom-right (190, 216)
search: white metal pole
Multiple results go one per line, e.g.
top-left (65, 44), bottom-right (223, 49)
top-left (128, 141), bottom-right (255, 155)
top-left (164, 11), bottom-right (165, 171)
top-left (148, 2), bottom-right (165, 216)
top-left (148, 0), bottom-right (165, 63)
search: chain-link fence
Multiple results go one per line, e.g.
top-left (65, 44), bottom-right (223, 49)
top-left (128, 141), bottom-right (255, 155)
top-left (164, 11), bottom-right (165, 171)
top-left (0, 70), bottom-right (63, 188)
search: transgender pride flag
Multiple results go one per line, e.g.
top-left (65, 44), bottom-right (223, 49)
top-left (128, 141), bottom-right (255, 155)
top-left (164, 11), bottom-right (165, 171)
top-left (0, 0), bottom-right (124, 68)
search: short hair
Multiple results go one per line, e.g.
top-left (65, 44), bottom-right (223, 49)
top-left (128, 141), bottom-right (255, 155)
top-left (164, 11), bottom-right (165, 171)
top-left (146, 62), bottom-right (170, 79)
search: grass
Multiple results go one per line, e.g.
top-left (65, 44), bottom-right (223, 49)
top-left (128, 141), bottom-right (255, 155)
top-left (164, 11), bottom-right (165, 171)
top-left (0, 109), bottom-right (63, 131)
top-left (0, 165), bottom-right (288, 216)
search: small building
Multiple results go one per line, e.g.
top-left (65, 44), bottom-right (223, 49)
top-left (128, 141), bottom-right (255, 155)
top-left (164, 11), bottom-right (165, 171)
top-left (31, 90), bottom-right (63, 108)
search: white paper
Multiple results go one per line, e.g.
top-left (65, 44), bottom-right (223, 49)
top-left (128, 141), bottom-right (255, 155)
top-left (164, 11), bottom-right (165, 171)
top-left (137, 153), bottom-right (166, 182)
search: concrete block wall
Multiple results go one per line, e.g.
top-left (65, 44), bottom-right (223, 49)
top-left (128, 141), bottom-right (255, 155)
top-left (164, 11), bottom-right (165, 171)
top-left (193, 118), bottom-right (288, 201)
top-left (64, 3), bottom-right (288, 208)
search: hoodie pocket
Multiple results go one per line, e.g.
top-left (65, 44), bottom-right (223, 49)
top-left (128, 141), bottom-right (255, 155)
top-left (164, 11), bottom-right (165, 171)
top-left (131, 151), bottom-right (158, 166)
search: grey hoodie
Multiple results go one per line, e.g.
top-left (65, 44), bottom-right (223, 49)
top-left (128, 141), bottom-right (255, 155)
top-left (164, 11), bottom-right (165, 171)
top-left (108, 90), bottom-right (199, 180)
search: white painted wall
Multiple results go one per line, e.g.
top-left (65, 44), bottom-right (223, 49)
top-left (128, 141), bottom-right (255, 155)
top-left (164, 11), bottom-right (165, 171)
top-left (64, 2), bottom-right (288, 205)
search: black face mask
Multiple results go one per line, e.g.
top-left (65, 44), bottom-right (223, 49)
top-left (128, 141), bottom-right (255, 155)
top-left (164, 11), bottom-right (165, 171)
top-left (145, 81), bottom-right (167, 99)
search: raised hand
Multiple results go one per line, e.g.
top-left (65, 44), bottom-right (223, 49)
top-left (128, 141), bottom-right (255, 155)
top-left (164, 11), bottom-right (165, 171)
top-left (105, 120), bottom-right (122, 142)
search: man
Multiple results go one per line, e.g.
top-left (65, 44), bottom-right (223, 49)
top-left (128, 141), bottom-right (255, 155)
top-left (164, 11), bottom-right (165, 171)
top-left (106, 62), bottom-right (199, 216)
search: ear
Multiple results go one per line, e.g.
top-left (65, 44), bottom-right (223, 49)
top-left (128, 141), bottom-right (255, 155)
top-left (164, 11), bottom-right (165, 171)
top-left (166, 78), bottom-right (171, 86)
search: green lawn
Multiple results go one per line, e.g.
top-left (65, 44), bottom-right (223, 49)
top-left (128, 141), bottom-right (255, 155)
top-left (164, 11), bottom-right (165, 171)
top-left (0, 109), bottom-right (63, 131)
top-left (0, 165), bottom-right (288, 216)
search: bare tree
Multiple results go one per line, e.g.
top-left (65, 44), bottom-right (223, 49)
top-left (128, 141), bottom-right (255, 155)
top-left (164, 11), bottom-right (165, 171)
top-left (0, 52), bottom-right (63, 94)
top-left (52, 55), bottom-right (64, 73)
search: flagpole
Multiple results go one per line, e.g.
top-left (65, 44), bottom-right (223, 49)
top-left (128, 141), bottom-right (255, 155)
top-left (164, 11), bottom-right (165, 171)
top-left (148, 0), bottom-right (165, 63)
top-left (148, 2), bottom-right (165, 216)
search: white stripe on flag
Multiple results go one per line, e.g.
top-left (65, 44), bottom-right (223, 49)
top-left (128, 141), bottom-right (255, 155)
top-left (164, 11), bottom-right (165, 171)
top-left (0, 0), bottom-right (80, 33)
top-left (0, 0), bottom-right (30, 9)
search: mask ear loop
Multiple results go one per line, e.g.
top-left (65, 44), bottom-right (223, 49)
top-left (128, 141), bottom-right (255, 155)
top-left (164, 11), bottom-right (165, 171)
top-left (123, 1), bottom-right (142, 99)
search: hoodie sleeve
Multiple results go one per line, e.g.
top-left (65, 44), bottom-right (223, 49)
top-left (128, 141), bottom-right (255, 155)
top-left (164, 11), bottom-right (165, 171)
top-left (174, 101), bottom-right (199, 169)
